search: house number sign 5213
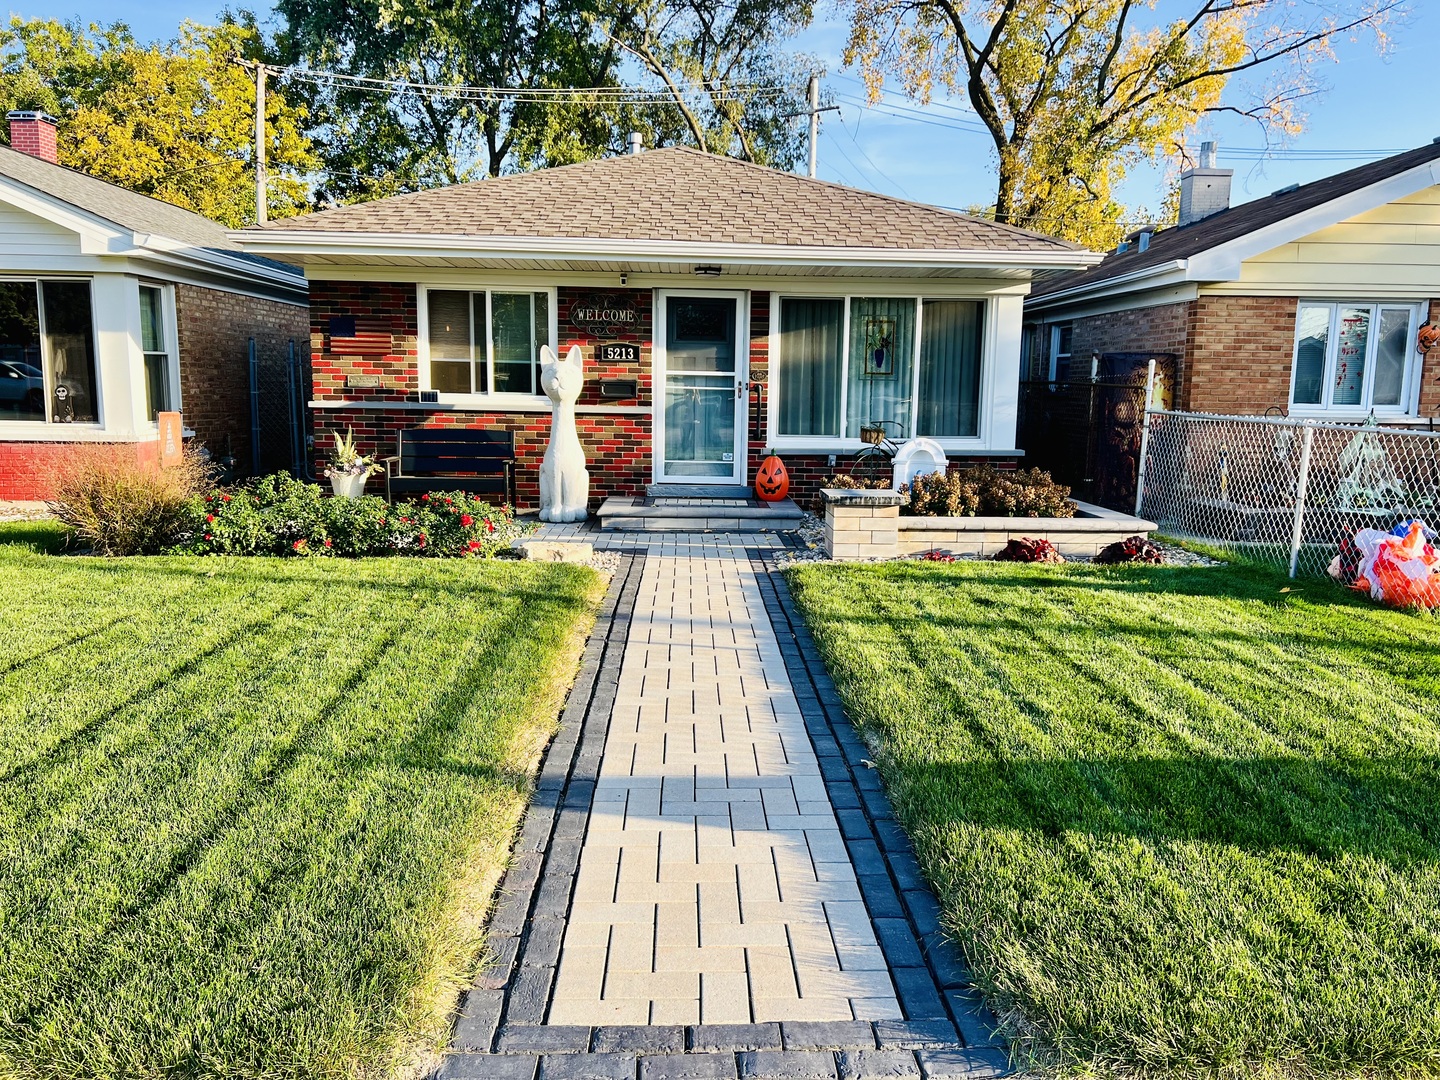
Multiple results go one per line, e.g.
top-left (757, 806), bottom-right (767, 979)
top-left (596, 342), bottom-right (640, 362)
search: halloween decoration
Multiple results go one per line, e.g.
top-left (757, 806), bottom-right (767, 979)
top-left (755, 452), bottom-right (790, 502)
top-left (539, 344), bottom-right (591, 522)
top-left (1418, 321), bottom-right (1440, 354)
top-left (1094, 535), bottom-right (1165, 564)
top-left (992, 537), bottom-right (1065, 563)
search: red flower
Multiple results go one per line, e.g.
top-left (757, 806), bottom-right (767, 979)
top-left (461, 514), bottom-right (474, 527)
top-left (399, 516), bottom-right (410, 524)
top-left (222, 494), bottom-right (232, 502)
top-left (204, 534), bottom-right (212, 541)
top-left (444, 497), bottom-right (453, 505)
top-left (206, 514), bottom-right (215, 523)
top-left (205, 494), bottom-right (213, 502)
top-left (421, 494), bottom-right (430, 502)
top-left (486, 520), bottom-right (495, 533)
top-left (293, 539), bottom-right (305, 551)
top-left (417, 533), bottom-right (427, 547)
top-left (473, 495), bottom-right (482, 502)
top-left (323, 538), bottom-right (332, 548)
top-left (379, 517), bottom-right (387, 526)
top-left (467, 540), bottom-right (481, 552)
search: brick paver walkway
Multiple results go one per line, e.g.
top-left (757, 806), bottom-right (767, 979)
top-left (547, 552), bottom-right (902, 1027)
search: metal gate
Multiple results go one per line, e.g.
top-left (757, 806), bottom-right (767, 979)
top-left (1017, 352), bottom-right (1175, 510)
top-left (247, 338), bottom-right (307, 477)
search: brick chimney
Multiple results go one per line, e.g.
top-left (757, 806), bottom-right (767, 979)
top-left (1178, 140), bottom-right (1232, 227)
top-left (5, 111), bottom-right (59, 165)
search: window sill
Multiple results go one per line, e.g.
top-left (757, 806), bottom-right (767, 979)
top-left (0, 423), bottom-right (153, 443)
top-left (768, 437), bottom-right (1017, 456)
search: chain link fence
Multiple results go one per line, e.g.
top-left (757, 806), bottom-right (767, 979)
top-left (1137, 410), bottom-right (1440, 577)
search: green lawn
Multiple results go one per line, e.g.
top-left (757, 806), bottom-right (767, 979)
top-left (0, 530), bottom-right (602, 1080)
top-left (788, 559), bottom-right (1440, 1078)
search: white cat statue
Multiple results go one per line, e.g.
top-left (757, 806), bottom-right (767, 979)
top-left (538, 344), bottom-right (591, 522)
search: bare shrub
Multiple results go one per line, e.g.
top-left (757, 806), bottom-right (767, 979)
top-left (48, 444), bottom-right (212, 555)
top-left (904, 465), bottom-right (1076, 518)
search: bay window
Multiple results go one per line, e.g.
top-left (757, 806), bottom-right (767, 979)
top-left (0, 279), bottom-right (97, 424)
top-left (1290, 301), bottom-right (1421, 414)
top-left (425, 287), bottom-right (553, 397)
top-left (774, 294), bottom-right (985, 443)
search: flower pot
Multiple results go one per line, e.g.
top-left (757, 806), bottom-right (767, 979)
top-left (755, 454), bottom-right (790, 502)
top-left (330, 472), bottom-right (368, 498)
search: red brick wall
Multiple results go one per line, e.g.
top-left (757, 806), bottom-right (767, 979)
top-left (1420, 298), bottom-right (1440, 418)
top-left (307, 281), bottom-right (656, 506)
top-left (1182, 295), bottom-right (1298, 414)
top-left (0, 439), bottom-right (158, 501)
top-left (175, 283), bottom-right (309, 467)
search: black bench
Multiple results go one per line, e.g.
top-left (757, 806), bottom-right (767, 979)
top-left (383, 428), bottom-right (515, 505)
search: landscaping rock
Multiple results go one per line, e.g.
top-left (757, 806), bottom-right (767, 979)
top-left (514, 540), bottom-right (595, 563)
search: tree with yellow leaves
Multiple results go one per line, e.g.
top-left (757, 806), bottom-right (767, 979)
top-left (846, 0), bottom-right (1401, 249)
top-left (1, 17), bottom-right (316, 227)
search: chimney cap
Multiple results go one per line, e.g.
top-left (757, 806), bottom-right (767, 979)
top-left (6, 110), bottom-right (58, 125)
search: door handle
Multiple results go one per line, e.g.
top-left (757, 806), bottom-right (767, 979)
top-left (737, 380), bottom-right (747, 399)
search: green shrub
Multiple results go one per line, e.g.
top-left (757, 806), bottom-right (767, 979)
top-left (174, 473), bottom-right (528, 557)
top-left (903, 465), bottom-right (1075, 518)
top-left (47, 444), bottom-right (212, 555)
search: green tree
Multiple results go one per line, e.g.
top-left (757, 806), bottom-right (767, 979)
top-left (276, 0), bottom-right (620, 203)
top-left (845, 0), bottom-right (1401, 248)
top-left (599, 0), bottom-right (819, 169)
top-left (0, 17), bottom-right (315, 227)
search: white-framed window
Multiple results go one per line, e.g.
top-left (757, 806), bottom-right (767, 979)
top-left (1290, 301), bottom-right (1423, 415)
top-left (0, 278), bottom-right (99, 424)
top-left (138, 283), bottom-right (179, 421)
top-left (1048, 323), bottom-right (1073, 384)
top-left (771, 294), bottom-right (986, 443)
top-left (420, 285), bottom-right (555, 398)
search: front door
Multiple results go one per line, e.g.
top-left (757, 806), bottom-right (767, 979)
top-left (654, 291), bottom-right (748, 485)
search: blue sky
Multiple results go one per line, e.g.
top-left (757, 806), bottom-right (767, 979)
top-left (8, 0), bottom-right (1433, 217)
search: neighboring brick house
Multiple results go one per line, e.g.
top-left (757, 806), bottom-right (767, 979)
top-left (234, 146), bottom-right (1100, 509)
top-left (1025, 141), bottom-right (1440, 424)
top-left (0, 111), bottom-right (307, 500)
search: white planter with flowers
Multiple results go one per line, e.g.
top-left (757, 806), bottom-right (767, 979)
top-left (324, 428), bottom-right (382, 498)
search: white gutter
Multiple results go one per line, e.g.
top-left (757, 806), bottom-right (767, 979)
top-left (131, 232), bottom-right (307, 295)
top-left (1025, 259), bottom-right (1190, 310)
top-left (230, 230), bottom-right (1105, 271)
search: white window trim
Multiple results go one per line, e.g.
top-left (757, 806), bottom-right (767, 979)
top-left (416, 282), bottom-right (558, 406)
top-left (1286, 299), bottom-right (1424, 418)
top-left (766, 291), bottom-right (997, 453)
top-left (138, 281), bottom-right (181, 425)
top-left (1048, 323), bottom-right (1073, 385)
top-left (0, 275), bottom-right (104, 434)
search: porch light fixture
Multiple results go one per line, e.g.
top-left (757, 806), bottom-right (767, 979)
top-left (693, 265), bottom-right (722, 276)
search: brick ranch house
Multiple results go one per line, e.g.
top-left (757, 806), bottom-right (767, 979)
top-left (233, 147), bottom-right (1100, 508)
top-left (0, 111), bottom-right (308, 500)
top-left (1025, 140), bottom-right (1440, 424)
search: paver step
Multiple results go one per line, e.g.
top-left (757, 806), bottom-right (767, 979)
top-left (598, 495), bottom-right (804, 532)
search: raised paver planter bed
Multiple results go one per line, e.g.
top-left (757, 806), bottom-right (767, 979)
top-left (821, 488), bottom-right (1158, 561)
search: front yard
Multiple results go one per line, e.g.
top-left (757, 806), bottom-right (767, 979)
top-left (0, 525), bottom-right (602, 1079)
top-left (788, 558), bottom-right (1440, 1078)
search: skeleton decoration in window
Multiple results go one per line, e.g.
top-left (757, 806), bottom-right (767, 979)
top-left (538, 344), bottom-right (590, 522)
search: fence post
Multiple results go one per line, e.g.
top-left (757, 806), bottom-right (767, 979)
top-left (285, 339), bottom-right (300, 475)
top-left (247, 337), bottom-right (261, 477)
top-left (1287, 423), bottom-right (1316, 578)
top-left (1133, 357), bottom-right (1157, 517)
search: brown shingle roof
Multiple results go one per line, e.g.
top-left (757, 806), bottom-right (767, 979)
top-left (1030, 140), bottom-right (1440, 300)
top-left (0, 144), bottom-right (299, 275)
top-left (254, 146), bottom-right (1082, 254)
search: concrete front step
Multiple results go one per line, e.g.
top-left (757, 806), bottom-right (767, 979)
top-left (597, 495), bottom-right (805, 532)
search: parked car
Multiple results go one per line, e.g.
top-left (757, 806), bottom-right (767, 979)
top-left (0, 360), bottom-right (44, 418)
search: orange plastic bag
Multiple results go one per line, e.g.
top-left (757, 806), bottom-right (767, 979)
top-left (1353, 521), bottom-right (1440, 609)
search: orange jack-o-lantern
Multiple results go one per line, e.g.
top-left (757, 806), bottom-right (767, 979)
top-left (755, 454), bottom-right (790, 502)
top-left (1418, 322), bottom-right (1440, 354)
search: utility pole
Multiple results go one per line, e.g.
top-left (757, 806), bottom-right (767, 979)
top-left (254, 61), bottom-right (267, 225)
top-left (806, 75), bottom-right (819, 178)
top-left (802, 76), bottom-right (838, 180)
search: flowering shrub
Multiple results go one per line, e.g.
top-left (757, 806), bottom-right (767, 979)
top-left (993, 537), bottom-right (1065, 563)
top-left (173, 473), bottom-right (528, 557)
top-left (903, 466), bottom-right (1075, 519)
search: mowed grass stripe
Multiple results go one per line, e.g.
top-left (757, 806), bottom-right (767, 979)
top-left (0, 541), bottom-right (603, 1079)
top-left (788, 559), bottom-right (1440, 1077)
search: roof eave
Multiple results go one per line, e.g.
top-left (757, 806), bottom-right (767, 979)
top-left (231, 231), bottom-right (1103, 271)
top-left (131, 232), bottom-right (307, 295)
top-left (1026, 260), bottom-right (1190, 310)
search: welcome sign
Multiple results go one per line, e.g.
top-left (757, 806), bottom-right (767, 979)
top-left (569, 293), bottom-right (639, 337)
